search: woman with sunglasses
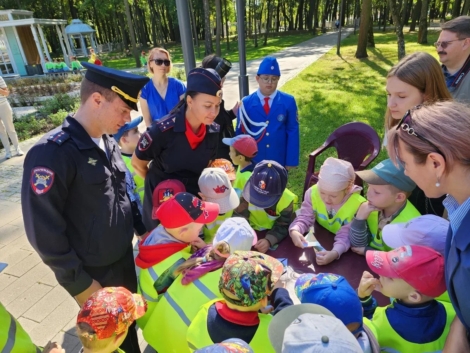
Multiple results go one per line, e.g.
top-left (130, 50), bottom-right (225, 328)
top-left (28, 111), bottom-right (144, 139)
top-left (386, 102), bottom-right (470, 352)
top-left (132, 68), bottom-right (222, 230)
top-left (384, 51), bottom-right (452, 216)
top-left (139, 47), bottom-right (186, 127)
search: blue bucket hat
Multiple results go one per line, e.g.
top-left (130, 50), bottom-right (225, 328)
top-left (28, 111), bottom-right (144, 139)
top-left (113, 116), bottom-right (143, 143)
top-left (257, 56), bottom-right (281, 76)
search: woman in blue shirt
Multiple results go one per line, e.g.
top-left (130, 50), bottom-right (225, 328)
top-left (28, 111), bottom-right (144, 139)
top-left (139, 48), bottom-right (186, 127)
top-left (386, 102), bottom-right (470, 352)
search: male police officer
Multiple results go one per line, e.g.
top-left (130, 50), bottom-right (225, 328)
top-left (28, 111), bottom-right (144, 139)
top-left (21, 63), bottom-right (149, 353)
top-left (236, 56), bottom-right (299, 169)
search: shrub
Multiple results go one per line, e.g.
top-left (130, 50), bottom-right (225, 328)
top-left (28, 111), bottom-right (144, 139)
top-left (38, 93), bottom-right (79, 115)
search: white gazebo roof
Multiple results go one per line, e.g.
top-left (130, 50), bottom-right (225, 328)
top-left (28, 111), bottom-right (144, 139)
top-left (65, 19), bottom-right (95, 35)
top-left (0, 9), bottom-right (66, 27)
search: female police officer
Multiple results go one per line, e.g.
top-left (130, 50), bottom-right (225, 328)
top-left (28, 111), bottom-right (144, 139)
top-left (132, 68), bottom-right (222, 230)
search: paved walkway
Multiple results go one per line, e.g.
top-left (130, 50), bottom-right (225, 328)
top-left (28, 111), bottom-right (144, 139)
top-left (0, 29), bottom-right (352, 353)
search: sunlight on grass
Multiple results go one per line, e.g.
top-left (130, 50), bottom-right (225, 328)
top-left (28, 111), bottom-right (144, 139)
top-left (282, 30), bottom-right (440, 197)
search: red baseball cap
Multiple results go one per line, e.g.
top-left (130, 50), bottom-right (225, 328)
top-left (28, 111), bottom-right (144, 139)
top-left (76, 287), bottom-right (147, 340)
top-left (156, 192), bottom-right (220, 228)
top-left (366, 245), bottom-right (446, 298)
top-left (222, 135), bottom-right (258, 158)
top-left (152, 179), bottom-right (186, 219)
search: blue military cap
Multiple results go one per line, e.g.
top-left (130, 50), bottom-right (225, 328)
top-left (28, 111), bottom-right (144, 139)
top-left (257, 56), bottom-right (281, 76)
top-left (187, 68), bottom-right (223, 98)
top-left (81, 62), bottom-right (150, 110)
top-left (113, 116), bottom-right (143, 143)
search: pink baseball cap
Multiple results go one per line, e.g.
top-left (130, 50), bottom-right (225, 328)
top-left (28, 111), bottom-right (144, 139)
top-left (152, 179), bottom-right (186, 219)
top-left (317, 157), bottom-right (355, 192)
top-left (366, 245), bottom-right (446, 298)
top-left (382, 215), bottom-right (449, 256)
top-left (222, 135), bottom-right (258, 158)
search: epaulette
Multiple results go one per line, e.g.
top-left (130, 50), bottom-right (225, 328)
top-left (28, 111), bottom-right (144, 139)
top-left (156, 114), bottom-right (176, 132)
top-left (47, 130), bottom-right (70, 145)
top-left (208, 122), bottom-right (220, 133)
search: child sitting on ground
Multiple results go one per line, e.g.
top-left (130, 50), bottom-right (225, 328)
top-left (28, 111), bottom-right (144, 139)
top-left (234, 160), bottom-right (297, 253)
top-left (144, 217), bottom-right (257, 353)
top-left (289, 157), bottom-right (365, 265)
top-left (199, 167), bottom-right (240, 242)
top-left (222, 134), bottom-right (258, 197)
top-left (294, 273), bottom-right (379, 352)
top-left (135, 192), bottom-right (219, 329)
top-left (359, 245), bottom-right (455, 352)
top-left (186, 251), bottom-right (292, 352)
top-left (348, 158), bottom-right (420, 254)
top-left (76, 287), bottom-right (147, 353)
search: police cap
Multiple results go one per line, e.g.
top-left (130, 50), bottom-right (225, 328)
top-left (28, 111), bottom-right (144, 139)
top-left (187, 68), bottom-right (222, 98)
top-left (82, 62), bottom-right (150, 110)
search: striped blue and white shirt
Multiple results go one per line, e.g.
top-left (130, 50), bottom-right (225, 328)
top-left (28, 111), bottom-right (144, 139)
top-left (443, 195), bottom-right (470, 236)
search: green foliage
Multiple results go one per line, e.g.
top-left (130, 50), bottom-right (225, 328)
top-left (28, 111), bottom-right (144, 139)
top-left (38, 93), bottom-right (79, 116)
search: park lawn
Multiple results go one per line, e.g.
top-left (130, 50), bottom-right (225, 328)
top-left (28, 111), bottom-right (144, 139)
top-left (105, 32), bottom-right (316, 70)
top-left (283, 29), bottom-right (440, 198)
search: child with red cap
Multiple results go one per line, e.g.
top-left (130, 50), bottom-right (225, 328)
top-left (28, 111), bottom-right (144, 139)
top-left (358, 245), bottom-right (455, 352)
top-left (135, 192), bottom-right (220, 329)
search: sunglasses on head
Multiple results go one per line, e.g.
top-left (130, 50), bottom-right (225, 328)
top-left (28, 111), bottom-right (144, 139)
top-left (152, 59), bottom-right (171, 67)
top-left (396, 107), bottom-right (446, 161)
top-left (434, 38), bottom-right (467, 49)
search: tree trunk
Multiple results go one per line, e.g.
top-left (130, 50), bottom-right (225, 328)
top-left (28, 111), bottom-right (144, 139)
top-left (463, 0), bottom-right (470, 15)
top-left (440, 0), bottom-right (449, 19)
top-left (68, 0), bottom-right (78, 19)
top-left (355, 0), bottom-right (372, 58)
top-left (224, 0), bottom-right (230, 50)
top-left (389, 0), bottom-right (406, 59)
top-left (368, 15), bottom-right (375, 47)
top-left (410, 0), bottom-right (421, 31)
top-left (307, 0), bottom-right (315, 30)
top-left (203, 0), bottom-right (213, 55)
top-left (215, 0), bottom-right (222, 56)
top-left (264, 0), bottom-right (272, 46)
top-left (418, 0), bottom-right (429, 43)
top-left (453, 0), bottom-right (463, 17)
top-left (298, 0), bottom-right (305, 29)
top-left (124, 0), bottom-right (140, 67)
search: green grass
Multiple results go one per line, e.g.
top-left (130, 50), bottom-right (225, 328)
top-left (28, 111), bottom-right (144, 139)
top-left (283, 30), bottom-right (441, 197)
top-left (105, 32), bottom-right (316, 70)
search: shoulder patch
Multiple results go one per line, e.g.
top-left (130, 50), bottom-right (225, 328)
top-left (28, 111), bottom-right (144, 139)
top-left (138, 132), bottom-right (153, 151)
top-left (30, 167), bottom-right (55, 195)
top-left (208, 122), bottom-right (220, 133)
top-left (47, 130), bottom-right (70, 145)
top-left (156, 115), bottom-right (176, 132)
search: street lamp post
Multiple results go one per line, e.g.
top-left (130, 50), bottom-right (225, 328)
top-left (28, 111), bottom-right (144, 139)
top-left (236, 0), bottom-right (249, 99)
top-left (176, 0), bottom-right (196, 75)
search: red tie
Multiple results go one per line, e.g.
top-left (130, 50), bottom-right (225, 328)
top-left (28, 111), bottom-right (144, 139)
top-left (263, 97), bottom-right (270, 115)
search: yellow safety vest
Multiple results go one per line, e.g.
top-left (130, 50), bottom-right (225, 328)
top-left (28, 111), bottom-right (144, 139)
top-left (187, 299), bottom-right (275, 353)
top-left (0, 303), bottom-right (41, 353)
top-left (248, 189), bottom-right (297, 231)
top-left (137, 247), bottom-right (191, 330)
top-left (233, 167), bottom-right (252, 197)
top-left (367, 201), bottom-right (421, 251)
top-left (122, 154), bottom-right (145, 202)
top-left (364, 300), bottom-right (455, 352)
top-left (144, 269), bottom-right (222, 353)
top-left (203, 211), bottom-right (234, 244)
top-left (310, 185), bottom-right (365, 234)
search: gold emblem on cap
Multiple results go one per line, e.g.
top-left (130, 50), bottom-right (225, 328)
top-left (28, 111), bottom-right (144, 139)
top-left (216, 90), bottom-right (223, 98)
top-left (111, 86), bottom-right (138, 103)
top-left (268, 163), bottom-right (272, 167)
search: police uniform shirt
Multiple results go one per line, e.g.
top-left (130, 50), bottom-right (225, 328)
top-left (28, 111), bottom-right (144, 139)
top-left (21, 116), bottom-right (134, 296)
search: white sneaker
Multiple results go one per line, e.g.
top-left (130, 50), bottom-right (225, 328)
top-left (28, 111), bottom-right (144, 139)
top-left (16, 147), bottom-right (24, 156)
top-left (5, 150), bottom-right (11, 159)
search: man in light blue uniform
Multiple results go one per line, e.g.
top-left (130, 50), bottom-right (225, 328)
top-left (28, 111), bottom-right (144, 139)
top-left (236, 57), bottom-right (299, 169)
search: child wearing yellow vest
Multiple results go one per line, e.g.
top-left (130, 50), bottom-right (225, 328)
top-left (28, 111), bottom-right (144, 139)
top-left (223, 134), bottom-right (258, 197)
top-left (199, 167), bottom-right (240, 243)
top-left (359, 245), bottom-right (455, 353)
top-left (234, 160), bottom-right (297, 253)
top-left (144, 217), bottom-right (257, 352)
top-left (289, 157), bottom-right (364, 265)
top-left (186, 251), bottom-right (292, 352)
top-left (134, 192), bottom-right (219, 329)
top-left (348, 159), bottom-right (420, 255)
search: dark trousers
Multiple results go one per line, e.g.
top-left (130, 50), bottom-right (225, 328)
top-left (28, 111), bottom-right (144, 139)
top-left (85, 246), bottom-right (141, 353)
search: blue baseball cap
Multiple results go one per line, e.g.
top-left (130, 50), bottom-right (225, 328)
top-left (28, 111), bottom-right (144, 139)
top-left (294, 273), bottom-right (363, 335)
top-left (355, 158), bottom-right (416, 192)
top-left (257, 56), bottom-right (281, 76)
top-left (113, 116), bottom-right (143, 143)
top-left (242, 160), bottom-right (288, 208)
top-left (187, 68), bottom-right (222, 98)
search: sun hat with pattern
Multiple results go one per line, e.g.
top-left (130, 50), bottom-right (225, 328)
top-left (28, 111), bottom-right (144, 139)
top-left (219, 251), bottom-right (284, 307)
top-left (210, 159), bottom-right (237, 181)
top-left (76, 287), bottom-right (147, 340)
top-left (195, 338), bottom-right (254, 353)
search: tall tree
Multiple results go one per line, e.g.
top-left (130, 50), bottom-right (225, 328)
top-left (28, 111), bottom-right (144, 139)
top-left (124, 0), bottom-right (140, 67)
top-left (215, 0), bottom-right (222, 56)
top-left (203, 0), bottom-right (214, 55)
top-left (453, 0), bottom-right (463, 17)
top-left (389, 0), bottom-right (406, 59)
top-left (355, 0), bottom-right (372, 58)
top-left (418, 0), bottom-right (429, 43)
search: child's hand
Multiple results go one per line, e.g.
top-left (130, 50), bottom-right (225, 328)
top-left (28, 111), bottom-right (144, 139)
top-left (290, 230), bottom-right (307, 248)
top-left (254, 239), bottom-right (271, 253)
top-left (315, 250), bottom-right (338, 265)
top-left (43, 341), bottom-right (65, 353)
top-left (198, 192), bottom-right (207, 201)
top-left (351, 247), bottom-right (366, 255)
top-left (191, 237), bottom-right (207, 250)
top-left (358, 271), bottom-right (381, 298)
top-left (356, 201), bottom-right (381, 220)
top-left (232, 101), bottom-right (240, 116)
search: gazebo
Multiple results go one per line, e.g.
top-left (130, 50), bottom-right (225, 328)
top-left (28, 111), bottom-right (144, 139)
top-left (0, 9), bottom-right (69, 77)
top-left (65, 19), bottom-right (97, 58)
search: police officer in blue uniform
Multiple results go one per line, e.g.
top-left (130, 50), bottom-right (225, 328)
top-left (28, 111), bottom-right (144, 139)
top-left (21, 63), bottom-right (149, 353)
top-left (132, 68), bottom-right (222, 230)
top-left (236, 56), bottom-right (299, 168)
